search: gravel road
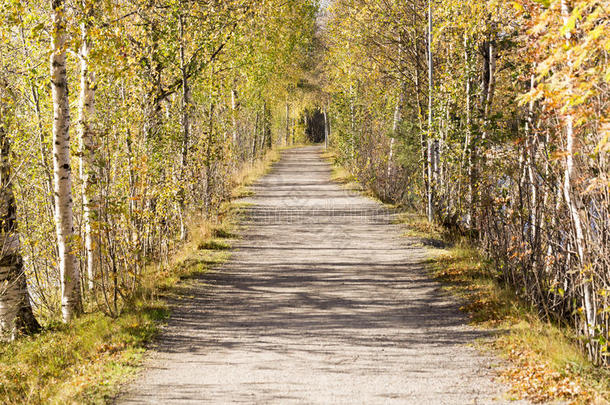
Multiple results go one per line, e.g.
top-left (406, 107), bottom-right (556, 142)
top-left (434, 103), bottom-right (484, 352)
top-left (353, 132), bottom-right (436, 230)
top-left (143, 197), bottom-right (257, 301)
top-left (117, 146), bottom-right (527, 404)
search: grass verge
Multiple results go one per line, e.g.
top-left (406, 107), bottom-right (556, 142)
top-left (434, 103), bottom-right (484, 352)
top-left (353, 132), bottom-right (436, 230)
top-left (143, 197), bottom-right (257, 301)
top-left (400, 215), bottom-right (610, 404)
top-left (232, 148), bottom-right (281, 198)
top-left (320, 150), bottom-right (358, 188)
top-left (0, 148), bottom-right (281, 405)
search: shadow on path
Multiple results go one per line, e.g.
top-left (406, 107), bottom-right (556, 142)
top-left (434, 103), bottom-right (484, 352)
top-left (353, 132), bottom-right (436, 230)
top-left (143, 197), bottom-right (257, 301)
top-left (117, 146), bottom-right (526, 405)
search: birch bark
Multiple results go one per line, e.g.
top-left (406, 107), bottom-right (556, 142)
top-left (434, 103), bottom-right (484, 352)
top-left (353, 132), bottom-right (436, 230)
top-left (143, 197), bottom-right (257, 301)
top-left (52, 0), bottom-right (81, 322)
top-left (178, 13), bottom-right (190, 241)
top-left (427, 0), bottom-right (434, 222)
top-left (560, 0), bottom-right (595, 340)
top-left (78, 2), bottom-right (99, 290)
top-left (285, 99), bottom-right (290, 146)
top-left (323, 106), bottom-right (328, 149)
top-left (231, 89), bottom-right (238, 147)
top-left (560, 0), bottom-right (594, 337)
top-left (0, 84), bottom-right (40, 338)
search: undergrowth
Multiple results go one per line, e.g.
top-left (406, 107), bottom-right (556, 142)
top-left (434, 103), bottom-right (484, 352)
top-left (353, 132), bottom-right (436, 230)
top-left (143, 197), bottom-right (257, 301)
top-left (400, 215), bottom-right (610, 404)
top-left (323, 150), bottom-right (609, 404)
top-left (0, 148), bottom-right (280, 404)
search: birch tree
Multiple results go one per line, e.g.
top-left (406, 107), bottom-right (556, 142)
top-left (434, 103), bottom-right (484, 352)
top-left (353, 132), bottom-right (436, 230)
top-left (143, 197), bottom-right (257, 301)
top-left (0, 78), bottom-right (40, 338)
top-left (78, 0), bottom-right (99, 291)
top-left (559, 0), bottom-right (595, 343)
top-left (51, 0), bottom-right (81, 322)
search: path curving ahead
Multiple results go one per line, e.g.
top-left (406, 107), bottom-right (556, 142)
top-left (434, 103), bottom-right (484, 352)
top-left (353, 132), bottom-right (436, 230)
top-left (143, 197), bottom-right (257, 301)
top-left (117, 146), bottom-right (524, 404)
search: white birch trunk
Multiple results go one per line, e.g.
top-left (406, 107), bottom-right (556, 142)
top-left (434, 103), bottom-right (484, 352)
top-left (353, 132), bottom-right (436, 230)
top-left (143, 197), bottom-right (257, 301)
top-left (0, 92), bottom-right (40, 338)
top-left (231, 89), bottom-right (238, 147)
top-left (525, 74), bottom-right (537, 244)
top-left (178, 13), bottom-right (190, 241)
top-left (323, 106), bottom-right (329, 149)
top-left (52, 0), bottom-right (81, 322)
top-left (387, 137), bottom-right (395, 180)
top-left (78, 8), bottom-right (98, 291)
top-left (463, 35), bottom-right (473, 227)
top-left (285, 99), bottom-right (290, 146)
top-left (427, 0), bottom-right (434, 222)
top-left (484, 41), bottom-right (497, 126)
top-left (387, 90), bottom-right (402, 181)
top-left (349, 81), bottom-right (356, 161)
top-left (560, 0), bottom-right (595, 336)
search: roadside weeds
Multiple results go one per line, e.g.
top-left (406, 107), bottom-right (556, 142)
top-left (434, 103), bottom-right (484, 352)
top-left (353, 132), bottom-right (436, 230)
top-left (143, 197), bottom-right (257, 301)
top-left (400, 214), bottom-right (610, 405)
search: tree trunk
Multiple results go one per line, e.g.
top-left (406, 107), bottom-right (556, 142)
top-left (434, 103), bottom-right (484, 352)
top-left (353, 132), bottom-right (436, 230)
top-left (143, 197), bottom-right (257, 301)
top-left (178, 13), bottom-right (190, 241)
top-left (78, 3), bottom-right (99, 291)
top-left (285, 99), bottom-right (290, 146)
top-left (465, 36), bottom-right (474, 227)
top-left (426, 0), bottom-right (434, 222)
top-left (251, 111), bottom-right (258, 163)
top-left (525, 74), bottom-right (537, 245)
top-left (0, 88), bottom-right (40, 339)
top-left (387, 81), bottom-right (404, 183)
top-left (323, 106), bottom-right (329, 149)
top-left (51, 0), bottom-right (81, 322)
top-left (482, 39), bottom-right (497, 142)
top-left (560, 0), bottom-right (595, 339)
top-left (231, 88), bottom-right (238, 147)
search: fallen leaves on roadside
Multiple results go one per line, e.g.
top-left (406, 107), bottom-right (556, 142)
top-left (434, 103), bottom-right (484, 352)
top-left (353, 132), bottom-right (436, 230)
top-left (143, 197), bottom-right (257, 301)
top-left (498, 345), bottom-right (595, 404)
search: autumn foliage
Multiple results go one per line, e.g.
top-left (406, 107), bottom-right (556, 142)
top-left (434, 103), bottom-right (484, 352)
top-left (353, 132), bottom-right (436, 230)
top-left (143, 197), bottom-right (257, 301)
top-left (322, 0), bottom-right (609, 365)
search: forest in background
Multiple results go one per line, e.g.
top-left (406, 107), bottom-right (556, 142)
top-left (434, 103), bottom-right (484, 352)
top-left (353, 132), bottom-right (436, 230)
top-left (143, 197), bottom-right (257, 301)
top-left (0, 0), bottom-right (317, 337)
top-left (321, 0), bottom-right (609, 366)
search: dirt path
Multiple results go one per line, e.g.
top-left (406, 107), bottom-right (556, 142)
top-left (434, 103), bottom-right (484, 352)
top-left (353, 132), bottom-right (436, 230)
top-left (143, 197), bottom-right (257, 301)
top-left (117, 146), bottom-right (525, 404)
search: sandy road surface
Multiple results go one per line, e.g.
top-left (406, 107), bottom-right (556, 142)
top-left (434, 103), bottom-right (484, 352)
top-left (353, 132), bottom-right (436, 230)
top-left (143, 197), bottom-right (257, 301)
top-left (117, 146), bottom-right (526, 404)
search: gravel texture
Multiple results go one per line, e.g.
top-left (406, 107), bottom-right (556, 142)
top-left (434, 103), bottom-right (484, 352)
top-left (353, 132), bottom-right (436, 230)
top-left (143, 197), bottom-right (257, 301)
top-left (117, 146), bottom-right (528, 404)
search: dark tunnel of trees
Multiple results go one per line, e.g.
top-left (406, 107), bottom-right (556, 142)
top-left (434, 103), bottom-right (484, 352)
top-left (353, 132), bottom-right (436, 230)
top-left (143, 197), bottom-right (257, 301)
top-left (304, 108), bottom-right (326, 144)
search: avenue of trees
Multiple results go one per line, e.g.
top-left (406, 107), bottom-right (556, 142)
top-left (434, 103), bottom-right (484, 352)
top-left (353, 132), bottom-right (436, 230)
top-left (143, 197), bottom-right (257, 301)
top-left (1, 0), bottom-right (608, 371)
top-left (322, 0), bottom-right (609, 365)
top-left (0, 0), bottom-right (316, 337)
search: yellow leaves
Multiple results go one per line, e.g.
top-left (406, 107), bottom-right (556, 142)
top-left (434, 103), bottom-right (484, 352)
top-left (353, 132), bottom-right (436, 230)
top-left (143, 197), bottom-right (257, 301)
top-left (551, 150), bottom-right (569, 160)
top-left (588, 23), bottom-right (607, 41)
top-left (96, 342), bottom-right (126, 355)
top-left (512, 1), bottom-right (524, 12)
top-left (517, 84), bottom-right (544, 107)
top-left (495, 333), bottom-right (599, 405)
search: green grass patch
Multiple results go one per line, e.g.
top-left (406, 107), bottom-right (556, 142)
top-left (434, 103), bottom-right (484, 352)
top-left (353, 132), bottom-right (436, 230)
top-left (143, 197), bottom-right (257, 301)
top-left (197, 239), bottom-right (231, 251)
top-left (212, 227), bottom-right (237, 239)
top-left (0, 303), bottom-right (168, 404)
top-left (395, 212), bottom-right (445, 240)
